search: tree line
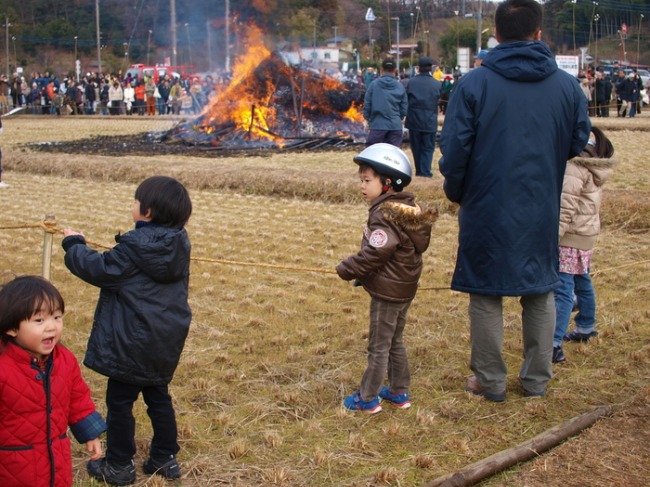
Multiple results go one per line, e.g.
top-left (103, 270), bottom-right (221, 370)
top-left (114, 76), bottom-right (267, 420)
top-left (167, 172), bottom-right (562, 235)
top-left (1, 0), bottom-right (648, 74)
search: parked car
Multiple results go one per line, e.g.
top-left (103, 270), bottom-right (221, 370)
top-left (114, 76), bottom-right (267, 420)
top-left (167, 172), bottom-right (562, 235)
top-left (633, 68), bottom-right (650, 87)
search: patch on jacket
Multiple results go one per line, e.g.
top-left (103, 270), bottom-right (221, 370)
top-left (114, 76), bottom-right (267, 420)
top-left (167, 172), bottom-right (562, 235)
top-left (368, 229), bottom-right (388, 248)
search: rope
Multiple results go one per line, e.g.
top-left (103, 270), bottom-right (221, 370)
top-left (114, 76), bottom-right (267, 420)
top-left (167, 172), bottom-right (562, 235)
top-left (192, 256), bottom-right (337, 275)
top-left (0, 224), bottom-right (42, 230)
top-left (419, 286), bottom-right (452, 291)
top-left (591, 259), bottom-right (650, 277)
top-left (3, 220), bottom-right (649, 288)
top-left (40, 220), bottom-right (58, 234)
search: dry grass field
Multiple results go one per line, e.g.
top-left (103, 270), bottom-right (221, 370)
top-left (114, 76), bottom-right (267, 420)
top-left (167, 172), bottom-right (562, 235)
top-left (1, 114), bottom-right (649, 487)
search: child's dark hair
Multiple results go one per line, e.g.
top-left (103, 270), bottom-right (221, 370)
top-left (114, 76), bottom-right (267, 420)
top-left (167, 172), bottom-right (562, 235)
top-left (358, 163), bottom-right (404, 192)
top-left (134, 176), bottom-right (192, 229)
top-left (0, 275), bottom-right (65, 343)
top-left (580, 126), bottom-right (614, 158)
top-left (359, 163), bottom-right (389, 186)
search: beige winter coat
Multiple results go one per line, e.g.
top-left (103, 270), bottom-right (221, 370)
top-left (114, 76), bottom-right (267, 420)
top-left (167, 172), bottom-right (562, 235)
top-left (559, 152), bottom-right (616, 251)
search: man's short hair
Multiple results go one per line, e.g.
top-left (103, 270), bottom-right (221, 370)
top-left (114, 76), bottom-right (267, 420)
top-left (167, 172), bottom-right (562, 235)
top-left (495, 0), bottom-right (543, 42)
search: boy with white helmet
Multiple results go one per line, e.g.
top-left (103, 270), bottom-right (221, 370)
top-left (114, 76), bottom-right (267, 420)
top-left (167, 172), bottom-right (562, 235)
top-left (337, 143), bottom-right (437, 413)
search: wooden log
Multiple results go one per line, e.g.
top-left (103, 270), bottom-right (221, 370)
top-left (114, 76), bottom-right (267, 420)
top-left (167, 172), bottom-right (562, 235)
top-left (283, 138), bottom-right (321, 149)
top-left (248, 104), bottom-right (256, 134)
top-left (310, 138), bottom-right (338, 149)
top-left (424, 405), bottom-right (613, 487)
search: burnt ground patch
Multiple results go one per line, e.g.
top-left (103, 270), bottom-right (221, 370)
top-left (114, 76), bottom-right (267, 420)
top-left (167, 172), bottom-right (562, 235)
top-left (24, 131), bottom-right (365, 158)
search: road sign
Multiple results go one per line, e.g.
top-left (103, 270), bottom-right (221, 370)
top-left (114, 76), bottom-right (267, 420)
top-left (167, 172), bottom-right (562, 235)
top-left (365, 8), bottom-right (376, 22)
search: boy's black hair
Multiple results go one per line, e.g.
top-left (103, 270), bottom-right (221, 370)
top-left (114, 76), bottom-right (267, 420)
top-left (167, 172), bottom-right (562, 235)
top-left (495, 0), bottom-right (543, 42)
top-left (358, 163), bottom-right (398, 191)
top-left (0, 275), bottom-right (65, 343)
top-left (134, 176), bottom-right (192, 229)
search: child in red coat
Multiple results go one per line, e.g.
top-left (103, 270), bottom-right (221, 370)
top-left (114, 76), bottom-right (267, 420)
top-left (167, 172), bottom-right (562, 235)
top-left (0, 275), bottom-right (106, 487)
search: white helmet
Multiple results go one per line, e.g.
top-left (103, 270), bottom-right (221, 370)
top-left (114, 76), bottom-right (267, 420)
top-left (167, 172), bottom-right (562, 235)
top-left (353, 143), bottom-right (412, 191)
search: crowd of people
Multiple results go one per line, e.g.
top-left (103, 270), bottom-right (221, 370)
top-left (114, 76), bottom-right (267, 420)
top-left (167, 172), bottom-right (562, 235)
top-left (0, 59), bottom-right (645, 121)
top-left (0, 71), bottom-right (223, 117)
top-left (577, 65), bottom-right (649, 118)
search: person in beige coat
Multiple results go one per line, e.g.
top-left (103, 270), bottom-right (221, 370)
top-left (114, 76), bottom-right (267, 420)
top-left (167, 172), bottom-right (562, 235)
top-left (553, 127), bottom-right (616, 363)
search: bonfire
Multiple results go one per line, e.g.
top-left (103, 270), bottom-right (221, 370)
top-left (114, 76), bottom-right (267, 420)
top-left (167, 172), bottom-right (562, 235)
top-left (163, 25), bottom-right (366, 150)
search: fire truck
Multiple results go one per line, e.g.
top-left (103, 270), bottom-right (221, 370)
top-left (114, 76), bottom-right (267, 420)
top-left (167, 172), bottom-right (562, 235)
top-left (124, 63), bottom-right (197, 83)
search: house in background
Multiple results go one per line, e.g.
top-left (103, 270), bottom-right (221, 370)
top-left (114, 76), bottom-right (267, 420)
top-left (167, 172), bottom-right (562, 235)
top-left (280, 38), bottom-right (356, 71)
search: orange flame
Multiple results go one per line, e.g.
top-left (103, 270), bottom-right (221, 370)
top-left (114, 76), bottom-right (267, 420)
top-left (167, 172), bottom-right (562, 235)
top-left (200, 22), bottom-right (365, 145)
top-left (343, 102), bottom-right (364, 123)
top-left (203, 24), bottom-right (279, 140)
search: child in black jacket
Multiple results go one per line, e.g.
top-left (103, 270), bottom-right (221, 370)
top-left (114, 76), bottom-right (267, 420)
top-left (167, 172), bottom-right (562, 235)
top-left (63, 176), bottom-right (192, 484)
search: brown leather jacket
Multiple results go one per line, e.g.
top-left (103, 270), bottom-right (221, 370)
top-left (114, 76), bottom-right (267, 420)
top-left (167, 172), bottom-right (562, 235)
top-left (336, 191), bottom-right (437, 302)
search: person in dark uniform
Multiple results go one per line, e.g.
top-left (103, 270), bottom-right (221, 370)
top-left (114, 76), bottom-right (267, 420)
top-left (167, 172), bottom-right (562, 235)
top-left (405, 56), bottom-right (442, 178)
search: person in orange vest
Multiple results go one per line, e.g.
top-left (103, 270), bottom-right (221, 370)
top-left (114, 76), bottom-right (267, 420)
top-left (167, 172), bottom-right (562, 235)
top-left (134, 81), bottom-right (146, 116)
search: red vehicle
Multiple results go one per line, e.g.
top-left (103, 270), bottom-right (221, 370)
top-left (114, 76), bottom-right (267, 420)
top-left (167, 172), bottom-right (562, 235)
top-left (124, 63), bottom-right (197, 83)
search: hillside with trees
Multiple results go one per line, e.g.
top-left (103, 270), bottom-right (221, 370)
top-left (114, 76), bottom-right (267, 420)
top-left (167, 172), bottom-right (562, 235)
top-left (1, 0), bottom-right (648, 77)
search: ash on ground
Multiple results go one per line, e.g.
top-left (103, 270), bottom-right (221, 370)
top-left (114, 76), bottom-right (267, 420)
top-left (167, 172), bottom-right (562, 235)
top-left (25, 130), bottom-right (363, 158)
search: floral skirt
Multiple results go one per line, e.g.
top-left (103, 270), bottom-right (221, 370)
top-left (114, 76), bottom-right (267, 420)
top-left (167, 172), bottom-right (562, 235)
top-left (559, 246), bottom-right (592, 275)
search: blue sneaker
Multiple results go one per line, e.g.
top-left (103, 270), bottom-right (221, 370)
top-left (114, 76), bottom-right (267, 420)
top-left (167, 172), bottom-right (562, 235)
top-left (552, 346), bottom-right (566, 363)
top-left (564, 330), bottom-right (598, 342)
top-left (378, 386), bottom-right (412, 409)
top-left (343, 390), bottom-right (382, 414)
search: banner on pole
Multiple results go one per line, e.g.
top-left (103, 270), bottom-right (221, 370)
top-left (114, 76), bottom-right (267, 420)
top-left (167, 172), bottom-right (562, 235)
top-left (556, 55), bottom-right (580, 77)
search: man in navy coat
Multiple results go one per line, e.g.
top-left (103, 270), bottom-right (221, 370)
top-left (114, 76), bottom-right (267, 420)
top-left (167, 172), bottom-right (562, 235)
top-left (363, 58), bottom-right (407, 147)
top-left (438, 0), bottom-right (591, 401)
top-left (405, 56), bottom-right (441, 177)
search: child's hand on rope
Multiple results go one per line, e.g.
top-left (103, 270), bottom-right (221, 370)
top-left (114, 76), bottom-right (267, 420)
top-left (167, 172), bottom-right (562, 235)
top-left (63, 228), bottom-right (85, 238)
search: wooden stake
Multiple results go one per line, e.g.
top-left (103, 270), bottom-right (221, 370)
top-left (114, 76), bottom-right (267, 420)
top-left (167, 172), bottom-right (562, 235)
top-left (424, 405), bottom-right (613, 487)
top-left (41, 215), bottom-right (56, 281)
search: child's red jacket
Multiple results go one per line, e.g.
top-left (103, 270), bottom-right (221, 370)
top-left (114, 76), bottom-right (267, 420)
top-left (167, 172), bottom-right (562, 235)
top-left (0, 342), bottom-right (106, 487)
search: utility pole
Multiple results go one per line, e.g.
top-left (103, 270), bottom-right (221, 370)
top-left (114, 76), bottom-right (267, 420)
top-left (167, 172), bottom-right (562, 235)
top-left (171, 0), bottom-right (177, 66)
top-left (391, 17), bottom-right (400, 73)
top-left (96, 0), bottom-right (101, 74)
top-left (365, 8), bottom-right (376, 61)
top-left (206, 20), bottom-right (212, 72)
top-left (5, 17), bottom-right (9, 77)
top-left (225, 0), bottom-right (230, 72)
top-left (476, 0), bottom-right (483, 56)
top-left (637, 14), bottom-right (644, 67)
top-left (147, 29), bottom-right (153, 66)
top-left (74, 36), bottom-right (78, 81)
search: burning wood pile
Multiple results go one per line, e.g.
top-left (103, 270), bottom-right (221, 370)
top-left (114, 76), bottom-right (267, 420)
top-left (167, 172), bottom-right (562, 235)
top-left (163, 26), bottom-right (366, 151)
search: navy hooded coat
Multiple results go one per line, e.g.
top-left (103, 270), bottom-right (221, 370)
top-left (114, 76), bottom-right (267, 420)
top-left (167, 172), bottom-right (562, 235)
top-left (438, 40), bottom-right (591, 296)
